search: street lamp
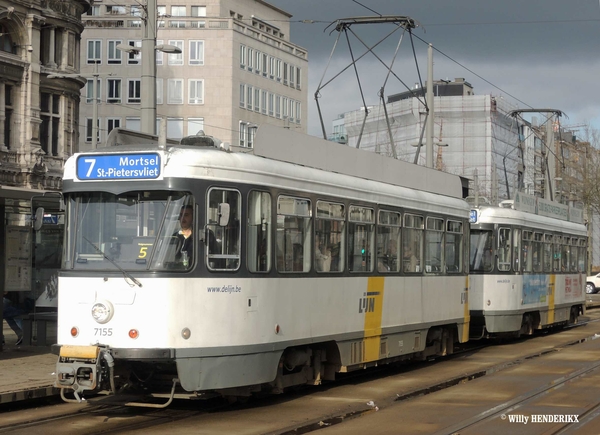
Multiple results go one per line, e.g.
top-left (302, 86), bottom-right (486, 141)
top-left (48, 65), bottom-right (114, 149)
top-left (116, 43), bottom-right (182, 135)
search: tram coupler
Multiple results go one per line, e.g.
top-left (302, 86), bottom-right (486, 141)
top-left (56, 345), bottom-right (112, 400)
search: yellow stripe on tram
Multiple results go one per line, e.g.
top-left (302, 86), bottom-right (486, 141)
top-left (548, 274), bottom-right (556, 324)
top-left (363, 276), bottom-right (385, 362)
top-left (462, 274), bottom-right (470, 342)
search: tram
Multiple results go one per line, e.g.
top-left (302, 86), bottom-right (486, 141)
top-left (53, 124), bottom-right (471, 405)
top-left (469, 194), bottom-right (587, 338)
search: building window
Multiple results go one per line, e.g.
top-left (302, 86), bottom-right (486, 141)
top-left (170, 5), bottom-right (186, 27)
top-left (171, 5), bottom-right (186, 15)
top-left (167, 117), bottom-right (184, 140)
top-left (107, 78), bottom-right (121, 103)
top-left (130, 5), bottom-right (142, 16)
top-left (296, 67), bottom-right (301, 89)
top-left (4, 85), bottom-right (12, 149)
top-left (87, 40), bottom-right (101, 64)
top-left (269, 56), bottom-right (275, 79)
top-left (239, 121), bottom-right (248, 147)
top-left (156, 79), bottom-right (163, 104)
top-left (40, 93), bottom-right (60, 155)
top-left (276, 59), bottom-right (282, 82)
top-left (188, 79), bottom-right (204, 104)
top-left (157, 6), bottom-right (166, 27)
top-left (262, 53), bottom-right (267, 77)
top-left (107, 117), bottom-right (121, 135)
top-left (168, 40), bottom-right (183, 65)
top-left (107, 40), bottom-right (122, 64)
top-left (255, 50), bottom-right (261, 75)
top-left (127, 40), bottom-right (141, 65)
top-left (191, 6), bottom-right (206, 16)
top-left (239, 84), bottom-right (245, 108)
top-left (86, 117), bottom-right (100, 143)
top-left (86, 79), bottom-right (100, 104)
top-left (247, 48), bottom-right (253, 72)
top-left (127, 79), bottom-right (141, 103)
top-left (188, 117), bottom-right (204, 135)
top-left (275, 95), bottom-right (281, 118)
top-left (283, 62), bottom-right (288, 85)
top-left (107, 5), bottom-right (127, 14)
top-left (254, 88), bottom-right (260, 112)
top-left (167, 79), bottom-right (183, 104)
top-left (246, 85), bottom-right (253, 110)
top-left (86, 5), bottom-right (101, 16)
top-left (126, 117), bottom-right (140, 131)
top-left (289, 65), bottom-right (295, 88)
top-left (268, 93), bottom-right (274, 117)
top-left (240, 44), bottom-right (246, 69)
top-left (189, 40), bottom-right (204, 65)
top-left (261, 90), bottom-right (267, 115)
top-left (296, 102), bottom-right (301, 123)
top-left (156, 39), bottom-right (163, 65)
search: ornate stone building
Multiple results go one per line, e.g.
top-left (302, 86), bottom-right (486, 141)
top-left (0, 0), bottom-right (88, 191)
top-left (0, 0), bottom-right (89, 341)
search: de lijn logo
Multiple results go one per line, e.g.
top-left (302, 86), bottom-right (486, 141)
top-left (359, 296), bottom-right (376, 313)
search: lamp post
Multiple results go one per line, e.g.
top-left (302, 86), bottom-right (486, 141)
top-left (116, 43), bottom-right (181, 135)
top-left (48, 64), bottom-right (113, 149)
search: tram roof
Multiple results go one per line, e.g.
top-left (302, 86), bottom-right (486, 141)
top-left (63, 125), bottom-right (468, 216)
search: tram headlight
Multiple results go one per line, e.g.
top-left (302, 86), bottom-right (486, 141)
top-left (91, 300), bottom-right (114, 324)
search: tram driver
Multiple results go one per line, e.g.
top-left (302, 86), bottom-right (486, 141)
top-left (175, 205), bottom-right (194, 267)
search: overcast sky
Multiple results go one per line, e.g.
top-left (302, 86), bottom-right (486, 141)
top-left (268, 0), bottom-right (600, 138)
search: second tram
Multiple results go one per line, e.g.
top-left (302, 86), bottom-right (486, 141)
top-left (469, 195), bottom-right (587, 338)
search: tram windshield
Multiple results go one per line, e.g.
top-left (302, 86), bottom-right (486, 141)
top-left (470, 230), bottom-right (494, 272)
top-left (63, 191), bottom-right (194, 271)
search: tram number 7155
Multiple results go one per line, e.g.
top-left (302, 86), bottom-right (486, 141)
top-left (95, 328), bottom-right (113, 337)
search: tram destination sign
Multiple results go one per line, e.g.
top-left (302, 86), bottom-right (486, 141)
top-left (76, 153), bottom-right (162, 181)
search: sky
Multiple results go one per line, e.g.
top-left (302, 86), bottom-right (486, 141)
top-left (268, 0), bottom-right (600, 138)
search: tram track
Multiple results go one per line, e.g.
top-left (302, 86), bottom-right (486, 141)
top-left (3, 317), bottom-right (599, 434)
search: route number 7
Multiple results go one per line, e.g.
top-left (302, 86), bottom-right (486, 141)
top-left (84, 158), bottom-right (96, 177)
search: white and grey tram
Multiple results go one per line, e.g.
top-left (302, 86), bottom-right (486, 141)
top-left (54, 125), bottom-right (471, 405)
top-left (469, 195), bottom-right (587, 338)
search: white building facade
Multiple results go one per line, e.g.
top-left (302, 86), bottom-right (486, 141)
top-left (342, 80), bottom-right (521, 203)
top-left (80, 0), bottom-right (308, 150)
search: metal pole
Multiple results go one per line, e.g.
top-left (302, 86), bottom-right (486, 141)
top-left (92, 69), bottom-right (98, 149)
top-left (426, 44), bottom-right (434, 168)
top-left (141, 0), bottom-right (157, 135)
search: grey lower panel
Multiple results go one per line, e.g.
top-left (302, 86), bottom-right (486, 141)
top-left (479, 303), bottom-right (580, 333)
top-left (176, 351), bottom-right (283, 391)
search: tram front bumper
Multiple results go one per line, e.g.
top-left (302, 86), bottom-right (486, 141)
top-left (55, 345), bottom-right (104, 394)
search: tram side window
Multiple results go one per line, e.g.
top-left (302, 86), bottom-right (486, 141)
top-left (348, 206), bottom-right (375, 272)
top-left (561, 237), bottom-right (570, 272)
top-left (570, 238), bottom-right (579, 272)
top-left (522, 231), bottom-right (533, 273)
top-left (276, 196), bottom-right (311, 273)
top-left (377, 210), bottom-right (401, 273)
top-left (553, 235), bottom-right (562, 272)
top-left (207, 189), bottom-right (241, 271)
top-left (247, 191), bottom-right (271, 273)
top-left (425, 217), bottom-right (444, 273)
top-left (445, 220), bottom-right (462, 273)
top-left (578, 239), bottom-right (587, 273)
top-left (533, 232), bottom-right (543, 273)
top-left (403, 214), bottom-right (423, 273)
top-left (469, 229), bottom-right (493, 272)
top-left (543, 234), bottom-right (553, 272)
top-left (512, 228), bottom-right (521, 272)
top-left (315, 201), bottom-right (345, 273)
top-left (497, 228), bottom-right (511, 272)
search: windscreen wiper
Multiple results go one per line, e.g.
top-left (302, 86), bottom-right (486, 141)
top-left (83, 236), bottom-right (143, 288)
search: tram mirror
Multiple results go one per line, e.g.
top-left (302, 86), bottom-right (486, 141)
top-left (218, 203), bottom-right (230, 227)
top-left (33, 207), bottom-right (45, 231)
